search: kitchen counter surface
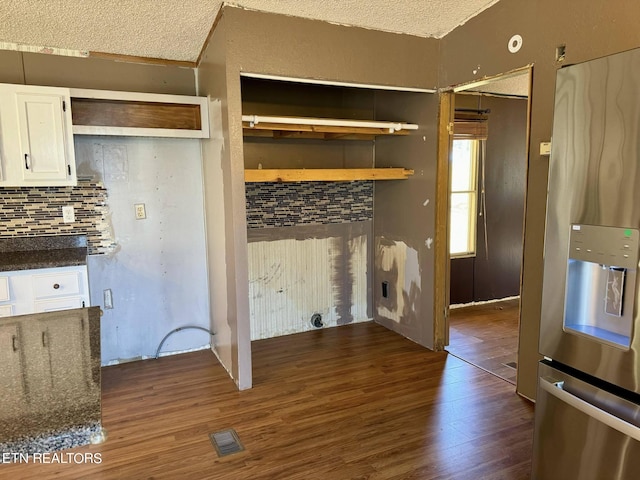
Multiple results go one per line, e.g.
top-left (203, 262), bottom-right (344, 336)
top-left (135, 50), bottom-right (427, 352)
top-left (0, 307), bottom-right (102, 454)
top-left (0, 235), bottom-right (88, 272)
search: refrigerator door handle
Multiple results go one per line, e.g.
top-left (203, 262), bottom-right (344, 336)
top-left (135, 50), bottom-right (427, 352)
top-left (540, 377), bottom-right (640, 441)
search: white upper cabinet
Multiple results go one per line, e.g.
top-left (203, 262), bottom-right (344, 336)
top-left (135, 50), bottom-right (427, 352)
top-left (16, 92), bottom-right (72, 182)
top-left (0, 83), bottom-right (76, 187)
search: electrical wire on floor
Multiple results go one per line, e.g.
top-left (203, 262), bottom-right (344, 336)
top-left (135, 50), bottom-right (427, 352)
top-left (155, 326), bottom-right (215, 359)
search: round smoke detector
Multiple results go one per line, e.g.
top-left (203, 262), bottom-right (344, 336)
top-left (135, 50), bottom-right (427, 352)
top-left (508, 34), bottom-right (523, 53)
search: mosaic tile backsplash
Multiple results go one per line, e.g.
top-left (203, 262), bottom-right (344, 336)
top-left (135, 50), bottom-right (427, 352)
top-left (0, 181), bottom-right (113, 254)
top-left (246, 181), bottom-right (373, 229)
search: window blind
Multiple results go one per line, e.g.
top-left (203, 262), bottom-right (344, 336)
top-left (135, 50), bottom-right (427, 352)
top-left (453, 109), bottom-right (489, 140)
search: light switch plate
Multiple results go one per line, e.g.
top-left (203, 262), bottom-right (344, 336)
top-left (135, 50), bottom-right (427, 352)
top-left (540, 141), bottom-right (552, 156)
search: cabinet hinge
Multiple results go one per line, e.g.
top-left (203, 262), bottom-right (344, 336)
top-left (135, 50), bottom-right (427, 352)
top-left (447, 122), bottom-right (454, 135)
top-left (63, 100), bottom-right (66, 112)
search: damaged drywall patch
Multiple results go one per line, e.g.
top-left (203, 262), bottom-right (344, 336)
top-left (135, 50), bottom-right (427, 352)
top-left (77, 136), bottom-right (209, 366)
top-left (247, 224), bottom-right (370, 340)
top-left (331, 235), bottom-right (353, 325)
top-left (202, 97), bottom-right (233, 372)
top-left (74, 140), bottom-right (130, 256)
top-left (375, 238), bottom-right (421, 324)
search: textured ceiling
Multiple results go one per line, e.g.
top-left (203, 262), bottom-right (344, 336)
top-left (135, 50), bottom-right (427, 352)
top-left (468, 72), bottom-right (531, 97)
top-left (0, 0), bottom-right (500, 62)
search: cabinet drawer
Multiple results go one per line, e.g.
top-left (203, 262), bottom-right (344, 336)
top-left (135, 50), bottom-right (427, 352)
top-left (33, 272), bottom-right (81, 298)
top-left (34, 297), bottom-right (84, 313)
top-left (0, 305), bottom-right (13, 317)
top-left (0, 277), bottom-right (9, 302)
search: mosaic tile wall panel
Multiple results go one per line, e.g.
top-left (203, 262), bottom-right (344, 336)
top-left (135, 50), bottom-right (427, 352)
top-left (245, 181), bottom-right (373, 229)
top-left (0, 181), bottom-right (113, 254)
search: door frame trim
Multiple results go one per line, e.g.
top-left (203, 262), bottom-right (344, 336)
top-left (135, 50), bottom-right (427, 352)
top-left (433, 65), bottom-right (534, 363)
top-left (433, 91), bottom-right (454, 351)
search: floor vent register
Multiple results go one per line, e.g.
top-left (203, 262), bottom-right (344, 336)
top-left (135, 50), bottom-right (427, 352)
top-left (209, 429), bottom-right (245, 457)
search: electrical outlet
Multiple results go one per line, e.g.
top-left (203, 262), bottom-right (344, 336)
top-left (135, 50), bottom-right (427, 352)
top-left (62, 205), bottom-right (75, 223)
top-left (135, 203), bottom-right (146, 220)
top-left (103, 289), bottom-right (113, 309)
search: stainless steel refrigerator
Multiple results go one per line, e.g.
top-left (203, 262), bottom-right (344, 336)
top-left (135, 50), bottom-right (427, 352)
top-left (532, 48), bottom-right (640, 479)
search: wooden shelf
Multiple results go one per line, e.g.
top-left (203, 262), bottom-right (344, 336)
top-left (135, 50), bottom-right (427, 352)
top-left (70, 88), bottom-right (209, 138)
top-left (242, 115), bottom-right (418, 140)
top-left (245, 168), bottom-right (414, 183)
top-left (243, 116), bottom-right (417, 182)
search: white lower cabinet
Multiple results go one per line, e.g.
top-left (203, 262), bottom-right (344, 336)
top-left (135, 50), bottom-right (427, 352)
top-left (0, 265), bottom-right (90, 316)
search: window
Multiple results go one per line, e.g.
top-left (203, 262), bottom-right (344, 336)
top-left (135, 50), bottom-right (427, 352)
top-left (450, 139), bottom-right (479, 257)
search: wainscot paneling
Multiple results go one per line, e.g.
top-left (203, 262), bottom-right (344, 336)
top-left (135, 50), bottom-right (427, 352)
top-left (247, 223), bottom-right (371, 340)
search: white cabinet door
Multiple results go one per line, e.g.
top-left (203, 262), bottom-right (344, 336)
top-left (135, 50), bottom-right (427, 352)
top-left (16, 92), bottom-right (71, 182)
top-left (0, 83), bottom-right (76, 187)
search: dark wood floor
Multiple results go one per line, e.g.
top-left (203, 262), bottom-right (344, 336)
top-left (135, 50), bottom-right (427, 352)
top-left (3, 321), bottom-right (534, 479)
top-left (447, 298), bottom-right (520, 385)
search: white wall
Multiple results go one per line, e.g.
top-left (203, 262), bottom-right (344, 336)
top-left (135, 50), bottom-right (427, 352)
top-left (74, 136), bottom-right (210, 365)
top-left (201, 98), bottom-right (234, 376)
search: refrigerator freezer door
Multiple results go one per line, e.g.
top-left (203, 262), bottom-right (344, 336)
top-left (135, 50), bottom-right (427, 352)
top-left (533, 362), bottom-right (640, 480)
top-left (541, 47), bottom-right (640, 391)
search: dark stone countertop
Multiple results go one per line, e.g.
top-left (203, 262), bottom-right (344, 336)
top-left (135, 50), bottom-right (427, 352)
top-left (0, 235), bottom-right (88, 272)
top-left (0, 307), bottom-right (102, 450)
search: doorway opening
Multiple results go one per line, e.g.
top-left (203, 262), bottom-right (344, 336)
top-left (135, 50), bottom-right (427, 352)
top-left (441, 67), bottom-right (532, 385)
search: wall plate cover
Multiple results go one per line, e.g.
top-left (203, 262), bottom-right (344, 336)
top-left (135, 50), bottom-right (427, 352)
top-left (540, 141), bottom-right (552, 156)
top-left (62, 205), bottom-right (75, 223)
top-left (103, 288), bottom-right (113, 309)
top-left (135, 203), bottom-right (146, 219)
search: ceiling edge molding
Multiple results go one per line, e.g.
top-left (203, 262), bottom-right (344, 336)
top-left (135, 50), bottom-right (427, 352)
top-left (88, 51), bottom-right (196, 68)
